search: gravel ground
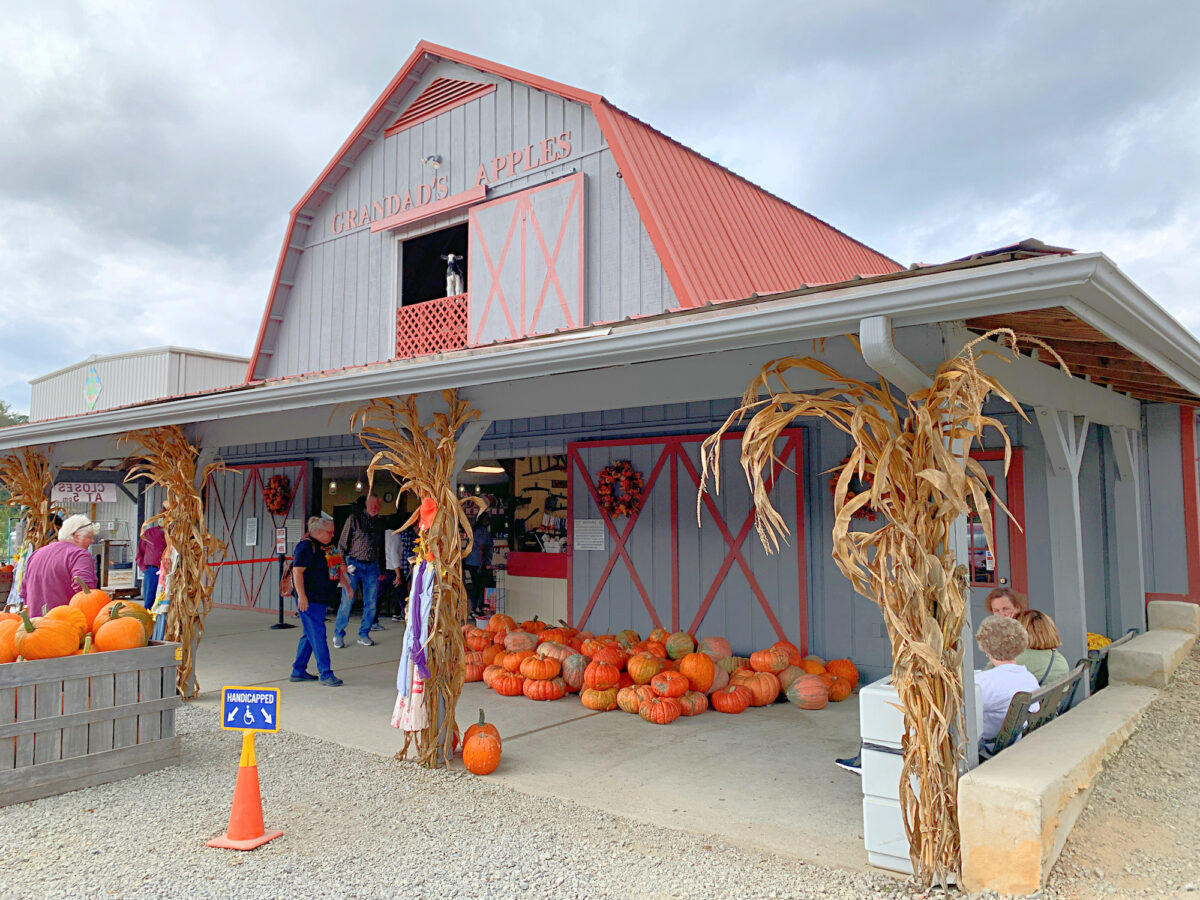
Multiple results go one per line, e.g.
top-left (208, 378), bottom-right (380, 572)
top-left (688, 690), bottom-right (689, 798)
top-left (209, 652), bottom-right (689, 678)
top-left (3, 646), bottom-right (1197, 900)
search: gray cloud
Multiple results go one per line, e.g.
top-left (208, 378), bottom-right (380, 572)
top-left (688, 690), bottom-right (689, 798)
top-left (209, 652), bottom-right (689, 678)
top-left (2, 0), bottom-right (1198, 412)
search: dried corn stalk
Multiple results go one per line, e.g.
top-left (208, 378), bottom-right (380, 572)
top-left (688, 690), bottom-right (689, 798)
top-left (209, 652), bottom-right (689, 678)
top-left (121, 426), bottom-right (225, 700)
top-left (700, 331), bottom-right (1047, 887)
top-left (351, 389), bottom-right (480, 767)
top-left (0, 446), bottom-right (58, 553)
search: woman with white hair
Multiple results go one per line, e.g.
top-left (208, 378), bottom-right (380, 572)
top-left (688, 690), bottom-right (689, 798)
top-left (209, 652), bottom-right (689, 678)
top-left (20, 514), bottom-right (99, 616)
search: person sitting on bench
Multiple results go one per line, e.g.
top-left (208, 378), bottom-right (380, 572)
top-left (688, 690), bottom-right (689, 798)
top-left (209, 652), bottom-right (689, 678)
top-left (975, 615), bottom-right (1040, 743)
top-left (1015, 609), bottom-right (1070, 686)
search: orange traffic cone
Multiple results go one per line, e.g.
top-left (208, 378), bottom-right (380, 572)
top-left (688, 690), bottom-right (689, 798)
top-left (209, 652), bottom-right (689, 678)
top-left (207, 731), bottom-right (283, 850)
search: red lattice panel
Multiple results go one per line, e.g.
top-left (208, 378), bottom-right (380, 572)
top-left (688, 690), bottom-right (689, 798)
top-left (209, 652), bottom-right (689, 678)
top-left (396, 294), bottom-right (469, 359)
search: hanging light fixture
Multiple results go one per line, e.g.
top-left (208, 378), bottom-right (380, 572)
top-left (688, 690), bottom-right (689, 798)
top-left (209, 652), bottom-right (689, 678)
top-left (328, 479), bottom-right (338, 494)
top-left (355, 475), bottom-right (364, 491)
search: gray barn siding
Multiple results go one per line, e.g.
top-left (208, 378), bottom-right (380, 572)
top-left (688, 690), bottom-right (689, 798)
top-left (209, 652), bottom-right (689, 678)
top-left (264, 61), bottom-right (675, 379)
top-left (1142, 403), bottom-right (1189, 595)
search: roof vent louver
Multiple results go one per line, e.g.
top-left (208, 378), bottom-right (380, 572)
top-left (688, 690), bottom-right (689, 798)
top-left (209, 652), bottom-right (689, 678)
top-left (385, 77), bottom-right (496, 136)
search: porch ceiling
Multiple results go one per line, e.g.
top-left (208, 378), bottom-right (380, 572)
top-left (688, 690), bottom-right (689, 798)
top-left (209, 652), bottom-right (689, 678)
top-left (966, 306), bottom-right (1200, 406)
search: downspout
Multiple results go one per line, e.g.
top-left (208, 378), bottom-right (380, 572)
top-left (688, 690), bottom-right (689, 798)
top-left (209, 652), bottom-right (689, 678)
top-left (857, 314), bottom-right (980, 768)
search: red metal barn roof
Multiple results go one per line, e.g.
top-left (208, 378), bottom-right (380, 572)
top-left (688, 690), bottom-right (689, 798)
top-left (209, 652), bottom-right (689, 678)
top-left (246, 42), bottom-right (900, 381)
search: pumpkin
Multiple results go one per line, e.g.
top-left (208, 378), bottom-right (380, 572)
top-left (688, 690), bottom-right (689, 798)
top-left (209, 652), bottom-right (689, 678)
top-left (710, 684), bottom-right (752, 714)
top-left (0, 611), bottom-right (20, 622)
top-left (492, 650), bottom-right (512, 670)
top-left (583, 660), bottom-right (621, 691)
top-left (463, 650), bottom-right (485, 665)
top-left (463, 730), bottom-right (501, 775)
top-left (487, 613), bottom-right (516, 632)
top-left (642, 640), bottom-right (668, 659)
top-left (800, 659), bottom-right (827, 675)
top-left (539, 628), bottom-right (573, 646)
top-left (697, 635), bottom-right (732, 659)
top-left (626, 653), bottom-right (663, 685)
top-left (787, 674), bottom-right (829, 710)
top-left (504, 630), bottom-right (539, 652)
top-left (650, 670), bottom-right (689, 699)
top-left (536, 641), bottom-right (574, 664)
top-left (561, 654), bottom-right (588, 692)
top-left (579, 638), bottom-right (608, 657)
top-left (678, 652), bottom-right (716, 693)
top-left (739, 671), bottom-right (781, 706)
top-left (804, 654), bottom-right (827, 667)
top-left (92, 601), bottom-right (153, 639)
top-left (639, 696), bottom-right (682, 725)
top-left (777, 666), bottom-right (807, 694)
top-left (0, 619), bottom-right (20, 664)
top-left (67, 579), bottom-right (110, 630)
top-left (665, 631), bottom-right (695, 659)
top-left (492, 630), bottom-right (508, 646)
top-left (826, 658), bottom-right (859, 686)
top-left (520, 616), bottom-right (548, 634)
top-left (708, 665), bottom-right (729, 694)
top-left (750, 647), bottom-right (789, 674)
top-left (614, 628), bottom-right (640, 648)
top-left (92, 605), bottom-right (149, 653)
top-left (818, 673), bottom-right (836, 691)
top-left (481, 644), bottom-right (503, 665)
top-left (502, 649), bottom-right (534, 673)
top-left (43, 605), bottom-right (88, 645)
top-left (716, 655), bottom-right (746, 675)
top-left (592, 643), bottom-right (629, 669)
top-left (523, 676), bottom-right (567, 701)
top-left (828, 675), bottom-right (853, 702)
top-left (678, 690), bottom-right (709, 716)
top-left (482, 664), bottom-right (505, 688)
top-left (464, 662), bottom-right (485, 682)
top-left (617, 672), bottom-right (634, 690)
top-left (464, 708), bottom-right (499, 745)
top-left (772, 640), bottom-right (803, 667)
top-left (14, 610), bottom-right (80, 660)
top-left (465, 627), bottom-right (492, 651)
top-left (616, 685), bottom-right (646, 714)
top-left (520, 655), bottom-right (561, 681)
top-left (580, 687), bottom-right (618, 711)
top-left (648, 627), bottom-right (670, 644)
top-left (492, 672), bottom-right (525, 697)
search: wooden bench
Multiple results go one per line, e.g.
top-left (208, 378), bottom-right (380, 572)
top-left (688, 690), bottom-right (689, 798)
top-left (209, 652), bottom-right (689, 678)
top-left (979, 662), bottom-right (1088, 759)
top-left (1077, 629), bottom-right (1140, 694)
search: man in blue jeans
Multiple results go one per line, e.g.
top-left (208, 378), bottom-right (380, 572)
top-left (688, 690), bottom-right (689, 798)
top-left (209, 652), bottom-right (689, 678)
top-left (334, 494), bottom-right (384, 648)
top-left (290, 515), bottom-right (346, 686)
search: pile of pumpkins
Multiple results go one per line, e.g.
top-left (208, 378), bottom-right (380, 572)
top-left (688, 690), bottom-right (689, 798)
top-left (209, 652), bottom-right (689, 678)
top-left (461, 614), bottom-right (858, 726)
top-left (0, 581), bottom-right (154, 664)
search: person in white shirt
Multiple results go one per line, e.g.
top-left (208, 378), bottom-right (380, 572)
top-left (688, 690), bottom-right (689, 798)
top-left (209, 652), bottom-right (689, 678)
top-left (975, 614), bottom-right (1040, 742)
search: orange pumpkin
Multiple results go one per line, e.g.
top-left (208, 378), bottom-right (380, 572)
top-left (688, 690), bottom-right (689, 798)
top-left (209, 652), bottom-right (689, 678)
top-left (697, 635), bottom-right (733, 659)
top-left (464, 662), bottom-right (486, 682)
top-left (68, 579), bottom-right (110, 630)
top-left (710, 684), bottom-right (752, 714)
top-left (14, 610), bottom-right (80, 660)
top-left (828, 675), bottom-right (853, 702)
top-left (750, 647), bottom-right (790, 674)
top-left (523, 676), bottom-right (567, 701)
top-left (591, 643), bottom-right (629, 669)
top-left (492, 671), bottom-right (525, 697)
top-left (648, 627), bottom-right (670, 644)
top-left (520, 616), bottom-right (548, 634)
top-left (639, 695), bottom-right (682, 725)
top-left (463, 730), bottom-right (501, 774)
top-left (504, 630), bottom-right (539, 652)
top-left (826, 658), bottom-right (859, 686)
top-left (777, 665), bottom-right (807, 694)
top-left (482, 664), bottom-right (505, 688)
top-left (772, 640), bottom-right (803, 667)
top-left (678, 690), bottom-right (709, 716)
top-left (650, 670), bottom-right (689, 699)
top-left (0, 619), bottom-right (20, 663)
top-left (502, 649), bottom-right (534, 673)
top-left (519, 655), bottom-right (561, 681)
top-left (486, 613), bottom-right (516, 632)
top-left (800, 659), bottom-right (827, 675)
top-left (580, 687), bottom-right (619, 711)
top-left (787, 674), bottom-right (830, 710)
top-left (92, 606), bottom-right (149, 653)
top-left (626, 653), bottom-right (663, 685)
top-left (465, 627), bottom-right (491, 651)
top-left (464, 708), bottom-right (499, 745)
top-left (92, 601), bottom-right (153, 639)
top-left (583, 660), bottom-right (621, 691)
top-left (678, 652), bottom-right (716, 693)
top-left (42, 605), bottom-right (88, 645)
top-left (481, 644), bottom-right (503, 665)
top-left (738, 671), bottom-right (781, 706)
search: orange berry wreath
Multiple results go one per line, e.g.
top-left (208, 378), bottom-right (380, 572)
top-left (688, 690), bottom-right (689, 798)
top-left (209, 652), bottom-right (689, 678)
top-left (263, 474), bottom-right (292, 516)
top-left (596, 460), bottom-right (644, 519)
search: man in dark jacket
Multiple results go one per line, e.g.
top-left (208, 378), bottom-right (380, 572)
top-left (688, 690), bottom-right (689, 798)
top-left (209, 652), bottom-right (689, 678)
top-left (333, 495), bottom-right (384, 648)
top-left (291, 515), bottom-right (347, 686)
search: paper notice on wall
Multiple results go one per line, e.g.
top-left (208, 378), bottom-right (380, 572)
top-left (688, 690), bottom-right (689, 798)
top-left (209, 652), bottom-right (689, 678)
top-left (244, 517), bottom-right (259, 547)
top-left (285, 519), bottom-right (305, 547)
top-left (573, 519), bottom-right (606, 551)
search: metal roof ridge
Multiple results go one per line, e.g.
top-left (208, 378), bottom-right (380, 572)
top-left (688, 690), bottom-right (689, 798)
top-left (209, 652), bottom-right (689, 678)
top-left (28, 345), bottom-right (249, 385)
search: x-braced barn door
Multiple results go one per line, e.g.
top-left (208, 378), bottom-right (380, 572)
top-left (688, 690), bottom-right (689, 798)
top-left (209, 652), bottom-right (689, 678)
top-left (468, 172), bottom-right (584, 346)
top-left (205, 462), bottom-right (309, 610)
top-left (568, 431), bottom-right (805, 654)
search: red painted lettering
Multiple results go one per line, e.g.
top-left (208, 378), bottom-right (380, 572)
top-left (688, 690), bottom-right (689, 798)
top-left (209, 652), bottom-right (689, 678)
top-left (387, 194), bottom-right (400, 216)
top-left (359, 205), bottom-right (370, 224)
top-left (509, 148), bottom-right (524, 172)
top-left (402, 190), bottom-right (413, 211)
top-left (330, 212), bottom-right (344, 234)
top-left (418, 183), bottom-right (432, 204)
top-left (523, 144), bottom-right (539, 170)
top-left (347, 208), bottom-right (358, 229)
top-left (372, 200), bottom-right (384, 220)
top-left (491, 155), bottom-right (508, 182)
top-left (474, 164), bottom-right (490, 187)
top-left (557, 131), bottom-right (572, 159)
top-left (436, 176), bottom-right (449, 199)
top-left (542, 137), bottom-right (557, 163)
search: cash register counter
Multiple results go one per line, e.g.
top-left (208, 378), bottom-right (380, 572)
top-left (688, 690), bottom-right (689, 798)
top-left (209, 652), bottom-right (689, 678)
top-left (504, 551), bottom-right (567, 624)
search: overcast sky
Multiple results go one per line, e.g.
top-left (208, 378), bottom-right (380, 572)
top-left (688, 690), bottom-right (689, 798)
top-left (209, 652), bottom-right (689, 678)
top-left (2, 0), bottom-right (1197, 413)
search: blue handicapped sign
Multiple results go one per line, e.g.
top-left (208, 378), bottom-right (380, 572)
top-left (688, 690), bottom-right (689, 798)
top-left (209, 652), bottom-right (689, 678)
top-left (219, 686), bottom-right (280, 733)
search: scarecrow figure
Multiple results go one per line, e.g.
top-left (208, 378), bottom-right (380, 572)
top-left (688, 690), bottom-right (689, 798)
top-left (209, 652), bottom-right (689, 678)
top-left (391, 497), bottom-right (439, 733)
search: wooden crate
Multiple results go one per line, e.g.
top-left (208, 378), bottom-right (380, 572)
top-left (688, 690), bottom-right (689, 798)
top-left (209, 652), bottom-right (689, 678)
top-left (0, 642), bottom-right (182, 807)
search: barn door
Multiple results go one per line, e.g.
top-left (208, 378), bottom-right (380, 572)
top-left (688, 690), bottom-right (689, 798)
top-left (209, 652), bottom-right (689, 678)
top-left (568, 431), bottom-right (805, 654)
top-left (468, 172), bottom-right (584, 346)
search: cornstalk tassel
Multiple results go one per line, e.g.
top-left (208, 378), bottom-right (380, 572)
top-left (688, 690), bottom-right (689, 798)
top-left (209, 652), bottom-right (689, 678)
top-left (699, 330), bottom-right (1054, 887)
top-left (121, 426), bottom-right (225, 700)
top-left (351, 390), bottom-right (480, 767)
top-left (0, 446), bottom-right (59, 554)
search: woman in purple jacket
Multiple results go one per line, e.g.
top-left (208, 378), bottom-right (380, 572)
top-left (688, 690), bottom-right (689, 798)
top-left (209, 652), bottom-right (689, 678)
top-left (21, 514), bottom-right (98, 616)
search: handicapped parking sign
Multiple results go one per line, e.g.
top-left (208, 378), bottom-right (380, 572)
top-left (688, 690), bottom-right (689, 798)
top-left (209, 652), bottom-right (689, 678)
top-left (219, 686), bottom-right (280, 733)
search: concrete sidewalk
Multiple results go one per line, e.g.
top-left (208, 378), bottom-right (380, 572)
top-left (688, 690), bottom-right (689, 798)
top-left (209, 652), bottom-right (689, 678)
top-left (191, 606), bottom-right (869, 870)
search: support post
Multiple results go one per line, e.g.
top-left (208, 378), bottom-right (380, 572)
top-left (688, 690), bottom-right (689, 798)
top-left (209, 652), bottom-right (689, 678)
top-left (1035, 406), bottom-right (1090, 669)
top-left (949, 506), bottom-right (980, 769)
top-left (1109, 425), bottom-right (1147, 635)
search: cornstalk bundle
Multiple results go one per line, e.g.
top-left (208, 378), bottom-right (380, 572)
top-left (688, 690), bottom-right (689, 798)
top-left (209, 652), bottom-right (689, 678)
top-left (121, 426), bottom-right (224, 700)
top-left (699, 332), bottom-right (1044, 887)
top-left (351, 389), bottom-right (481, 767)
top-left (0, 446), bottom-right (58, 552)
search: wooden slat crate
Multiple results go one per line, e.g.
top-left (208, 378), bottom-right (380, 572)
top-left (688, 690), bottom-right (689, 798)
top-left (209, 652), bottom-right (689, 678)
top-left (0, 642), bottom-right (182, 807)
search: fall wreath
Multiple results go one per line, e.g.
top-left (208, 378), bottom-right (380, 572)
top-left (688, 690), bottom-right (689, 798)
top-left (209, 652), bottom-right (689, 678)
top-left (597, 459), bottom-right (644, 519)
top-left (263, 474), bottom-right (292, 516)
top-left (830, 455), bottom-right (878, 522)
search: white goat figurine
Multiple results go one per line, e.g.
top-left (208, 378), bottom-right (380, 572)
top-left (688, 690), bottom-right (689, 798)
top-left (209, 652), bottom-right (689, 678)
top-left (441, 253), bottom-right (464, 297)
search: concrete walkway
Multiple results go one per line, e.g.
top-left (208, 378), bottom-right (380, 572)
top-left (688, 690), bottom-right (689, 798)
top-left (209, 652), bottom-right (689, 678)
top-left (191, 606), bottom-right (869, 870)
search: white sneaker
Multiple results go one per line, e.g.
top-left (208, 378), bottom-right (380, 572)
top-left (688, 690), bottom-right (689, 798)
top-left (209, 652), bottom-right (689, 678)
top-left (356, 636), bottom-right (375, 647)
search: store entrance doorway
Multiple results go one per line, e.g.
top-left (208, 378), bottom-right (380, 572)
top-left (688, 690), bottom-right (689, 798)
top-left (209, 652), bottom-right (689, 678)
top-left (967, 449), bottom-right (1028, 623)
